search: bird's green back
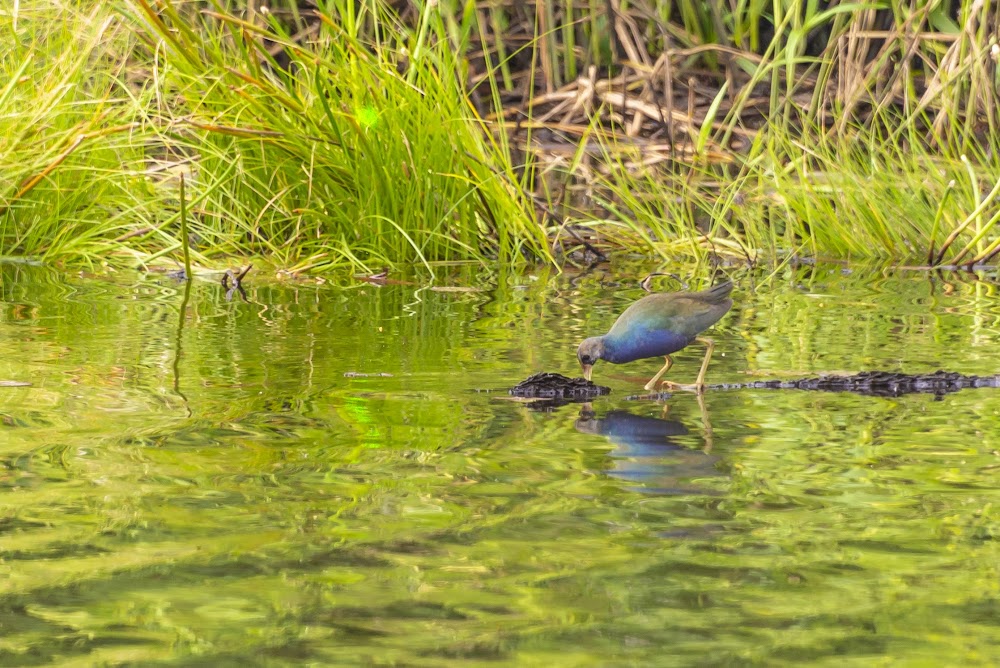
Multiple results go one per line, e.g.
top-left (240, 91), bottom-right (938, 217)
top-left (606, 282), bottom-right (733, 341)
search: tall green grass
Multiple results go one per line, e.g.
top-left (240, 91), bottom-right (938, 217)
top-left (508, 0), bottom-right (1000, 266)
top-left (123, 0), bottom-right (548, 274)
top-left (2, 1), bottom-right (999, 272)
top-left (0, 3), bottom-right (156, 266)
top-left (587, 127), bottom-right (1000, 265)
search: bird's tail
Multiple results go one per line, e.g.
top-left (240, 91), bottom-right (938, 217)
top-left (703, 279), bottom-right (734, 303)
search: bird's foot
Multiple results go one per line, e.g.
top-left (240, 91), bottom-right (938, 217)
top-left (658, 380), bottom-right (706, 394)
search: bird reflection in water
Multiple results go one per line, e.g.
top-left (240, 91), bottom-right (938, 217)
top-left (574, 404), bottom-right (722, 495)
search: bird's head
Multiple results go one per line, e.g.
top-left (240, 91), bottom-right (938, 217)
top-left (577, 337), bottom-right (605, 381)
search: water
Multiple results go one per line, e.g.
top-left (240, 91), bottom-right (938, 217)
top-left (2, 262), bottom-right (1000, 666)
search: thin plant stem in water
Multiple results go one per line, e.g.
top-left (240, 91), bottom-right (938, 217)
top-left (179, 173), bottom-right (192, 281)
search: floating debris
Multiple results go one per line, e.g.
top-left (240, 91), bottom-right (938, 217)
top-left (353, 269), bottom-right (415, 286)
top-left (222, 264), bottom-right (252, 302)
top-left (429, 286), bottom-right (483, 293)
top-left (509, 372), bottom-right (611, 400)
top-left (639, 272), bottom-right (687, 293)
top-left (355, 268), bottom-right (389, 284)
top-left (344, 372), bottom-right (394, 378)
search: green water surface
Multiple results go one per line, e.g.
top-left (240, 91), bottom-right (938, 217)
top-left (1, 263), bottom-right (999, 666)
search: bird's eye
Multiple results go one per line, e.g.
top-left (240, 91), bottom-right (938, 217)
top-left (579, 355), bottom-right (593, 365)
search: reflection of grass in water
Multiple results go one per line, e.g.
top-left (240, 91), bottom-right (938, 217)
top-left (2, 266), bottom-right (1000, 662)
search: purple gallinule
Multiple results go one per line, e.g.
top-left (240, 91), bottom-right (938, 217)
top-left (577, 280), bottom-right (733, 393)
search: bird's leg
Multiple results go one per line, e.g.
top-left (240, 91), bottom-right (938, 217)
top-left (693, 336), bottom-right (716, 393)
top-left (664, 337), bottom-right (719, 394)
top-left (643, 355), bottom-right (674, 392)
top-left (645, 337), bottom-right (718, 395)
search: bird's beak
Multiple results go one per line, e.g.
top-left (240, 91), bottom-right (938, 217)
top-left (581, 363), bottom-right (593, 381)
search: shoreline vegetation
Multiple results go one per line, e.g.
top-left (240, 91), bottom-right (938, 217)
top-left (2, 1), bottom-right (999, 275)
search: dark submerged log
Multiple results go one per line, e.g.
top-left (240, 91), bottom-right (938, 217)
top-left (704, 370), bottom-right (1000, 398)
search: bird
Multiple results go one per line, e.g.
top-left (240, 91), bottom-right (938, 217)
top-left (576, 280), bottom-right (733, 393)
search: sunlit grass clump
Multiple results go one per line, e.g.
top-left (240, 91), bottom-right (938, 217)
top-left (474, 0), bottom-right (1000, 267)
top-left (123, 0), bottom-right (546, 274)
top-left (3, 1), bottom-right (1000, 272)
top-left (0, 3), bottom-right (155, 266)
top-left (596, 131), bottom-right (1000, 265)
